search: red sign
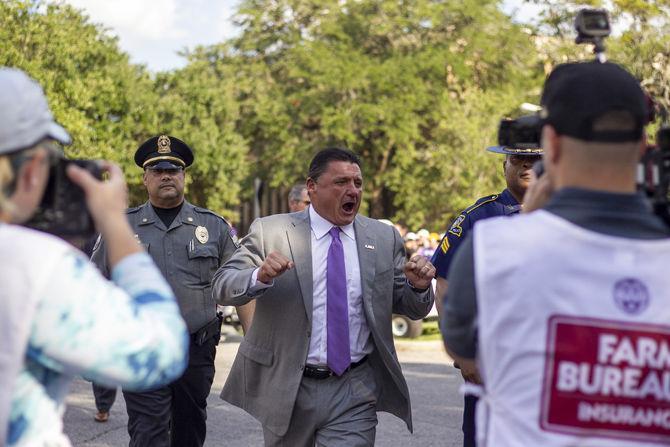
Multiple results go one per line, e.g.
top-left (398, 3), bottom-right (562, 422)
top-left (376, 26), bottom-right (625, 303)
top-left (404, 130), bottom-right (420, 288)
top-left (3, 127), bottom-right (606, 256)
top-left (541, 315), bottom-right (670, 444)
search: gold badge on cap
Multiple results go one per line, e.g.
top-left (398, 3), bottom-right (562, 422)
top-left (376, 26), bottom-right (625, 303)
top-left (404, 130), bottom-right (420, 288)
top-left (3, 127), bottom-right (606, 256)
top-left (195, 226), bottom-right (209, 244)
top-left (157, 135), bottom-right (172, 154)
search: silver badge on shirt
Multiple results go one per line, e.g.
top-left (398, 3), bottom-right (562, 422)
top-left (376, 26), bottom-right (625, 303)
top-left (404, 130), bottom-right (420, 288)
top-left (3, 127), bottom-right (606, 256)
top-left (195, 226), bottom-right (209, 244)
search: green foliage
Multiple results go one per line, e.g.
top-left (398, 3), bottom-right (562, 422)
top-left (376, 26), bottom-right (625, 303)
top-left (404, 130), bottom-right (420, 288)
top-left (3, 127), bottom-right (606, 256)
top-left (223, 0), bottom-right (541, 228)
top-left (0, 0), bottom-right (248, 217)
top-left (3, 0), bottom-right (669, 230)
top-left (524, 0), bottom-right (670, 118)
top-left (0, 0), bottom-right (158, 197)
top-left (152, 47), bottom-right (251, 221)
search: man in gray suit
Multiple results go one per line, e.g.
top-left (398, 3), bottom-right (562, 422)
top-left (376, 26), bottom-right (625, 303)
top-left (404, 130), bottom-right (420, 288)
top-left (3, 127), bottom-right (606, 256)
top-left (213, 147), bottom-right (435, 446)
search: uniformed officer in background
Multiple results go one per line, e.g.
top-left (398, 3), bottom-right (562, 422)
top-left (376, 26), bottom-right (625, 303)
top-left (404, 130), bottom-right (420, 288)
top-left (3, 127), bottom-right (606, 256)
top-left (90, 135), bottom-right (247, 447)
top-left (431, 145), bottom-right (542, 447)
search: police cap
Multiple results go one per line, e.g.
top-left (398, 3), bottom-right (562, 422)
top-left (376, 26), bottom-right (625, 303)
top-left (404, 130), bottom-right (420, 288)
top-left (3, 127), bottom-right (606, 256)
top-left (486, 146), bottom-right (543, 156)
top-left (134, 135), bottom-right (194, 169)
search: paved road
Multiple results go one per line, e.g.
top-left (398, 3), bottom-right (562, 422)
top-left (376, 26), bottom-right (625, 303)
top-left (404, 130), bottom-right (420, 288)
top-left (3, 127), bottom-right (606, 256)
top-left (63, 329), bottom-right (464, 446)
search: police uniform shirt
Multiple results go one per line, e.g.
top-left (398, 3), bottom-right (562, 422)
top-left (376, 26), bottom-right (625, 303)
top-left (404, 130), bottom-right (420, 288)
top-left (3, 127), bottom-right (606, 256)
top-left (431, 189), bottom-right (521, 280)
top-left (442, 188), bottom-right (670, 359)
top-left (91, 200), bottom-right (238, 334)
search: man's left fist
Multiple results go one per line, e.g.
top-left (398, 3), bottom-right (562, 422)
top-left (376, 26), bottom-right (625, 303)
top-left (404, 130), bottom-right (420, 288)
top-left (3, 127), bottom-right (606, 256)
top-left (403, 255), bottom-right (435, 291)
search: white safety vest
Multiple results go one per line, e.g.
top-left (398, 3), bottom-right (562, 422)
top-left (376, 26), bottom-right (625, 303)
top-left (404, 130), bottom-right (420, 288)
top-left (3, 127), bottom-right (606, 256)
top-left (473, 210), bottom-right (670, 446)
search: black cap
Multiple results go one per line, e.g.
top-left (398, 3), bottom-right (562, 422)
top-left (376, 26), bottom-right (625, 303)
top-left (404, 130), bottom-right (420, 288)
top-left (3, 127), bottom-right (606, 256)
top-left (134, 135), bottom-right (194, 169)
top-left (540, 61), bottom-right (647, 142)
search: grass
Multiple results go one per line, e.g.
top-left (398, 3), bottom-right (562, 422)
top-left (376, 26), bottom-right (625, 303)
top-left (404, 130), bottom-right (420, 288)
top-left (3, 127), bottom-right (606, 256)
top-left (415, 320), bottom-right (442, 341)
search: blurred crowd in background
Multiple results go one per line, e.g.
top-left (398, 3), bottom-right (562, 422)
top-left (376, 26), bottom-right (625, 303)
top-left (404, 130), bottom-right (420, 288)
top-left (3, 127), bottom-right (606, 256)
top-left (377, 219), bottom-right (442, 261)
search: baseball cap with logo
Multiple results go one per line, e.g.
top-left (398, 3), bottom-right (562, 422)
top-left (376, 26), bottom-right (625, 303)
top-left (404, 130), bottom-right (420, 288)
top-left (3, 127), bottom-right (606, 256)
top-left (0, 68), bottom-right (71, 155)
top-left (540, 61), bottom-right (647, 143)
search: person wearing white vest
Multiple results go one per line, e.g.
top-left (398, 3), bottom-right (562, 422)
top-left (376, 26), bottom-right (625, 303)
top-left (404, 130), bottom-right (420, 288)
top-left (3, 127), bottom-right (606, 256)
top-left (442, 60), bottom-right (670, 446)
top-left (0, 68), bottom-right (189, 446)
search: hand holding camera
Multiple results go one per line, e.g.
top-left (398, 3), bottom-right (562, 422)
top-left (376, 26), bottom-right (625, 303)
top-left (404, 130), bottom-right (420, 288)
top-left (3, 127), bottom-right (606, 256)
top-left (66, 161), bottom-right (128, 233)
top-left (66, 160), bottom-right (143, 267)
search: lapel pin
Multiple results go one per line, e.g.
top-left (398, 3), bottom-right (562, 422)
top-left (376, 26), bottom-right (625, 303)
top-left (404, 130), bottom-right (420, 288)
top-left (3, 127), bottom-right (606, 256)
top-left (364, 244), bottom-right (375, 250)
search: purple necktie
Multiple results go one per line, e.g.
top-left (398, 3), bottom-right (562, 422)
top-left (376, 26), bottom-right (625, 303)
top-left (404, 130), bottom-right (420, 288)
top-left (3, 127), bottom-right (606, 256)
top-left (327, 227), bottom-right (351, 376)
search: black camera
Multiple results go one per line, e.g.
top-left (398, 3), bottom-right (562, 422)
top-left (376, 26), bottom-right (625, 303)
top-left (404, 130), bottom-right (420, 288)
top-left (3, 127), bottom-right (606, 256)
top-left (638, 126), bottom-right (670, 226)
top-left (25, 158), bottom-right (102, 239)
top-left (493, 9), bottom-right (616, 157)
top-left (497, 115), bottom-right (543, 150)
top-left (494, 9), bottom-right (613, 153)
top-left (575, 9), bottom-right (611, 61)
top-left (575, 9), bottom-right (611, 40)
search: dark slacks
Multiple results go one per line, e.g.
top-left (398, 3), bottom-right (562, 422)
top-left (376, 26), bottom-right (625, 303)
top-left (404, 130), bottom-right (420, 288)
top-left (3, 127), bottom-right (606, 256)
top-left (92, 383), bottom-right (117, 413)
top-left (123, 335), bottom-right (217, 447)
top-left (463, 395), bottom-right (478, 447)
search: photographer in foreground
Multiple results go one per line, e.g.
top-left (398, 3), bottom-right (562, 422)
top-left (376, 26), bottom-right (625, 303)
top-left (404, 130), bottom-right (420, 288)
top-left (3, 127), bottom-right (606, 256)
top-left (442, 61), bottom-right (670, 446)
top-left (0, 68), bottom-right (188, 447)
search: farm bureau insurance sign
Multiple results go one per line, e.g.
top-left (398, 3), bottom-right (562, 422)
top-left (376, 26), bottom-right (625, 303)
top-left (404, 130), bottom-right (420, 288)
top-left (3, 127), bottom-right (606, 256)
top-left (541, 316), bottom-right (670, 444)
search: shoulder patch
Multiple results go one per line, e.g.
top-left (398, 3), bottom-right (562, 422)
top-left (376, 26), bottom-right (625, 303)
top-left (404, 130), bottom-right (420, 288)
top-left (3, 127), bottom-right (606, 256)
top-left (440, 237), bottom-right (450, 253)
top-left (463, 194), bottom-right (499, 215)
top-left (448, 214), bottom-right (466, 238)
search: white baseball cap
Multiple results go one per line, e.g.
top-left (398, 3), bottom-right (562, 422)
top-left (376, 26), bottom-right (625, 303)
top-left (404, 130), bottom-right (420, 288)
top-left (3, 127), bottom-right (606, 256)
top-left (0, 67), bottom-right (71, 155)
top-left (404, 232), bottom-right (418, 241)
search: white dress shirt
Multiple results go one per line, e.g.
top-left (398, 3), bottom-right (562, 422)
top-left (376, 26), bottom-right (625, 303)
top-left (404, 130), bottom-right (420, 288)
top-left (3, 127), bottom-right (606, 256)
top-left (306, 206), bottom-right (372, 365)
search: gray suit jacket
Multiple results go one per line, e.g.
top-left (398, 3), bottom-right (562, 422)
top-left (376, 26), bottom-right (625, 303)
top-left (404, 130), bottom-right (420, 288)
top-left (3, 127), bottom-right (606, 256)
top-left (212, 210), bottom-right (433, 436)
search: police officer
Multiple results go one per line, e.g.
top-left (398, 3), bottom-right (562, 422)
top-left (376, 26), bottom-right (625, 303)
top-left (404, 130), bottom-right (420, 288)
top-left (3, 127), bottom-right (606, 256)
top-left (443, 62), bottom-right (670, 446)
top-left (431, 145), bottom-right (542, 447)
top-left (91, 135), bottom-right (238, 447)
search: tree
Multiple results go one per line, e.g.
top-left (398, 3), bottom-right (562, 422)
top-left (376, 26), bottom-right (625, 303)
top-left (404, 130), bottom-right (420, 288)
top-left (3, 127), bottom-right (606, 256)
top-left (524, 0), bottom-right (670, 116)
top-left (0, 0), bottom-right (159, 201)
top-left (152, 46), bottom-right (251, 221)
top-left (0, 1), bottom-right (250, 218)
top-left (220, 0), bottom-right (542, 228)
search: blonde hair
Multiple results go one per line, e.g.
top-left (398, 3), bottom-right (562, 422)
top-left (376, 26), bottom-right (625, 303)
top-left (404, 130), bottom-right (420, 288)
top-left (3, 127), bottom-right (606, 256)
top-left (0, 144), bottom-right (42, 215)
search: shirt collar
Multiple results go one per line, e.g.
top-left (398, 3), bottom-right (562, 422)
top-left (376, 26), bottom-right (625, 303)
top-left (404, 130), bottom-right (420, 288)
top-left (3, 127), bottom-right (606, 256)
top-left (546, 187), bottom-right (650, 214)
top-left (499, 189), bottom-right (520, 206)
top-left (309, 206), bottom-right (356, 241)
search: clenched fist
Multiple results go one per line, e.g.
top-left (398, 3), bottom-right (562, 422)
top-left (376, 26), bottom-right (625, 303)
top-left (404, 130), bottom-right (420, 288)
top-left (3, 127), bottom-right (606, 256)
top-left (404, 255), bottom-right (435, 291)
top-left (257, 251), bottom-right (294, 284)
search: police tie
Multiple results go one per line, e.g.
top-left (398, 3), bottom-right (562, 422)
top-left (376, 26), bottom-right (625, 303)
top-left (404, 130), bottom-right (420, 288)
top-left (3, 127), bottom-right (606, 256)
top-left (327, 227), bottom-right (351, 376)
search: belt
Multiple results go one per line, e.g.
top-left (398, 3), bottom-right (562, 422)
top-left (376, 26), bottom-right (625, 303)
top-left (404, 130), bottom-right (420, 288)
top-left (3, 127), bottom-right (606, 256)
top-left (303, 356), bottom-right (368, 380)
top-left (191, 317), bottom-right (221, 346)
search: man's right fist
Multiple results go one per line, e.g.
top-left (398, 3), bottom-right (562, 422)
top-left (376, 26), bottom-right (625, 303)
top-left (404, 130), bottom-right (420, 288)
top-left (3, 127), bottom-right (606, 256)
top-left (257, 251), bottom-right (294, 284)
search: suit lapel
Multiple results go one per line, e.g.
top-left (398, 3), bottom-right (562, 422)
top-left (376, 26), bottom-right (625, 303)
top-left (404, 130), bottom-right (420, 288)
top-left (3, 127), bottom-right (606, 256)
top-left (286, 211), bottom-right (314, 324)
top-left (354, 216), bottom-right (376, 323)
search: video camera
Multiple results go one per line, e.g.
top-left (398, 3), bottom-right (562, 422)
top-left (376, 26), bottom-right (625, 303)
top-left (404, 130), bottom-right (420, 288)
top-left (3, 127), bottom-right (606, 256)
top-left (494, 8), bottom-right (670, 225)
top-left (639, 124), bottom-right (670, 225)
top-left (25, 157), bottom-right (102, 240)
top-left (496, 9), bottom-right (611, 151)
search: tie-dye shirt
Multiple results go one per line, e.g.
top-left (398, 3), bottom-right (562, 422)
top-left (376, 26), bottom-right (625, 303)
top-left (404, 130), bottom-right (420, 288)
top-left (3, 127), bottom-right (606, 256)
top-left (1, 225), bottom-right (188, 447)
